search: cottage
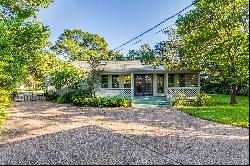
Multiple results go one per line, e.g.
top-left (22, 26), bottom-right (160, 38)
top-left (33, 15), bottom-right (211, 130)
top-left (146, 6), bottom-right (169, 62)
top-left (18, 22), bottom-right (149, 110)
top-left (73, 60), bottom-right (201, 103)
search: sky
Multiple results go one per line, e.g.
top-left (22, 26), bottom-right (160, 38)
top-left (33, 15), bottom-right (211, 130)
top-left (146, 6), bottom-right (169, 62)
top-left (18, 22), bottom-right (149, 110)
top-left (37, 0), bottom-right (193, 55)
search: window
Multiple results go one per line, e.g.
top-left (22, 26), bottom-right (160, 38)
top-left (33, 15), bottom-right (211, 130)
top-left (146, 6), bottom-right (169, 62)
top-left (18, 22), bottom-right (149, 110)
top-left (101, 75), bottom-right (108, 88)
top-left (179, 74), bottom-right (186, 87)
top-left (112, 75), bottom-right (119, 88)
top-left (168, 74), bottom-right (175, 87)
top-left (124, 75), bottom-right (131, 88)
top-left (157, 74), bottom-right (164, 93)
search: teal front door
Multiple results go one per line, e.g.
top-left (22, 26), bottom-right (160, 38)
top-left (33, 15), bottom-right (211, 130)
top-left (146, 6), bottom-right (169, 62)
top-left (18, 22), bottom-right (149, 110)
top-left (134, 74), bottom-right (153, 96)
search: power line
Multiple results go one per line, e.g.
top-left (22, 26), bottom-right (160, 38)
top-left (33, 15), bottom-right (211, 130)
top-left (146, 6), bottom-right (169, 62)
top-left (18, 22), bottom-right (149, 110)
top-left (131, 39), bottom-right (143, 45)
top-left (120, 24), bottom-right (175, 53)
top-left (113, 0), bottom-right (199, 51)
top-left (155, 24), bottom-right (175, 34)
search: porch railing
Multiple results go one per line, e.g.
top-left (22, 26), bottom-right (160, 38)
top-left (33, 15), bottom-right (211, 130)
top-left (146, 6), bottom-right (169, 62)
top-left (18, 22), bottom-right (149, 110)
top-left (95, 88), bottom-right (132, 99)
top-left (166, 87), bottom-right (200, 99)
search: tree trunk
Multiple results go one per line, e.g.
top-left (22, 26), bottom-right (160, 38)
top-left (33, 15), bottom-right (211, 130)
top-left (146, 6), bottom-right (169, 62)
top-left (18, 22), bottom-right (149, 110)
top-left (230, 84), bottom-right (237, 104)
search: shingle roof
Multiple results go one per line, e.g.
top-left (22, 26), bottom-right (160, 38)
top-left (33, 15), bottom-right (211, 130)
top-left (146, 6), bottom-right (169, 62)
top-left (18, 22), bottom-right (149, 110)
top-left (73, 60), bottom-right (165, 72)
top-left (73, 60), bottom-right (200, 73)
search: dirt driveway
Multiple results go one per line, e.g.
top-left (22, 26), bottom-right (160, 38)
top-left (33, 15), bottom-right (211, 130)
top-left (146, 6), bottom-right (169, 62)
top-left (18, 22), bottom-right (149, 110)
top-left (0, 101), bottom-right (249, 165)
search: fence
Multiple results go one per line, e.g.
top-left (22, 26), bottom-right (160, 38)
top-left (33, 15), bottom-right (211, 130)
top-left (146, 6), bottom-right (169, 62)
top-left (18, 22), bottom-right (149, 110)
top-left (13, 93), bottom-right (46, 102)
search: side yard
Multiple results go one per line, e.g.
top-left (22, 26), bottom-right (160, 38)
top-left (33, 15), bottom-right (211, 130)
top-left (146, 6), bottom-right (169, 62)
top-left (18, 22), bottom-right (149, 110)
top-left (177, 94), bottom-right (249, 128)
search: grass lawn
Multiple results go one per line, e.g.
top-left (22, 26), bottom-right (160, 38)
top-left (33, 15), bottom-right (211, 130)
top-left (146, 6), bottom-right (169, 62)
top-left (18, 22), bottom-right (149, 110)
top-left (177, 94), bottom-right (249, 128)
top-left (17, 90), bottom-right (45, 95)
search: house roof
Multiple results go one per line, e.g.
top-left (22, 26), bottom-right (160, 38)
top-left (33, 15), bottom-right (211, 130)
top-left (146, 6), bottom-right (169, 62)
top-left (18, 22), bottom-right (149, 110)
top-left (73, 60), bottom-right (165, 72)
top-left (73, 60), bottom-right (199, 73)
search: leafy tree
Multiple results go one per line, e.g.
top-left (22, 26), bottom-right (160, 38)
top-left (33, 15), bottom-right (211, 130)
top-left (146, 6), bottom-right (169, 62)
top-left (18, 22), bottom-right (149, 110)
top-left (0, 0), bottom-right (52, 90)
top-left (0, 0), bottom-right (53, 19)
top-left (154, 29), bottom-right (187, 70)
top-left (139, 43), bottom-right (155, 65)
top-left (52, 29), bottom-right (109, 61)
top-left (108, 50), bottom-right (125, 60)
top-left (0, 0), bottom-right (53, 127)
top-left (52, 29), bottom-right (110, 96)
top-left (50, 61), bottom-right (84, 90)
top-left (125, 44), bottom-right (156, 65)
top-left (176, 0), bottom-right (249, 104)
top-left (126, 50), bottom-right (140, 60)
top-left (27, 51), bottom-right (58, 89)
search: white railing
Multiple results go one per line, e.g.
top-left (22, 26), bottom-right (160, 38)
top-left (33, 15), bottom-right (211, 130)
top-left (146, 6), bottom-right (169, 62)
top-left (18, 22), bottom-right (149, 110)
top-left (166, 87), bottom-right (200, 99)
top-left (95, 88), bottom-right (132, 99)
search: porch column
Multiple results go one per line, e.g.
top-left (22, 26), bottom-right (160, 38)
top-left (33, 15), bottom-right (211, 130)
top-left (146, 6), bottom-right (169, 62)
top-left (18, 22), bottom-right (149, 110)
top-left (119, 75), bottom-right (124, 88)
top-left (164, 73), bottom-right (168, 96)
top-left (108, 75), bottom-right (112, 88)
top-left (174, 74), bottom-right (179, 87)
top-left (130, 73), bottom-right (134, 99)
top-left (197, 72), bottom-right (201, 93)
top-left (153, 74), bottom-right (157, 96)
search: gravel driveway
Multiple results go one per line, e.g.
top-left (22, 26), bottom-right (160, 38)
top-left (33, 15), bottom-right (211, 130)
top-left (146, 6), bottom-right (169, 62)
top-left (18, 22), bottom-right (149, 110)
top-left (0, 101), bottom-right (249, 165)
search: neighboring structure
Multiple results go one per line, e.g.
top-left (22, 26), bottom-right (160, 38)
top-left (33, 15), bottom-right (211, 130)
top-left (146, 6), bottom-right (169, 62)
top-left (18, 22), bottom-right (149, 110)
top-left (73, 60), bottom-right (201, 101)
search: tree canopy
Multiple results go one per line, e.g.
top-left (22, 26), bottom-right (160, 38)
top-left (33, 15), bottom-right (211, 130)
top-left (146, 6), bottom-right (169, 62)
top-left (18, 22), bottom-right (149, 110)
top-left (176, 0), bottom-right (249, 104)
top-left (0, 0), bottom-right (53, 91)
top-left (52, 29), bottom-right (109, 61)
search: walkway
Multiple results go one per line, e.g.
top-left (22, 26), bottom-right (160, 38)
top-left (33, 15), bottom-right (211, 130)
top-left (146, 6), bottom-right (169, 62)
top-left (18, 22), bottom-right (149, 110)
top-left (0, 101), bottom-right (248, 165)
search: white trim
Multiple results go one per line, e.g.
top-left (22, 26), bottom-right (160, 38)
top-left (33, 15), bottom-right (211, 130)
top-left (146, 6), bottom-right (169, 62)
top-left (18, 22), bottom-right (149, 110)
top-left (130, 73), bottom-right (134, 99)
top-left (153, 74), bottom-right (157, 96)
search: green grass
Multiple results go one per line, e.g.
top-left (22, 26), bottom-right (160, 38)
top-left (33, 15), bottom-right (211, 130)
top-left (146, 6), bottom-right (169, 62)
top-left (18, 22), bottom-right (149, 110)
top-left (178, 94), bottom-right (249, 128)
top-left (17, 90), bottom-right (45, 95)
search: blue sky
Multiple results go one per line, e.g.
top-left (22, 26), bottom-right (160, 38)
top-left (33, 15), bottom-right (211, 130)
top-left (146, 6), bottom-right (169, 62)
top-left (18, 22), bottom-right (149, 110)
top-left (37, 0), bottom-right (193, 55)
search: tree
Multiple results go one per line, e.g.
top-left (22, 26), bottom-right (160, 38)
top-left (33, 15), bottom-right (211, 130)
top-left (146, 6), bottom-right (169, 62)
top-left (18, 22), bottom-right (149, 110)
top-left (0, 0), bottom-right (53, 19)
top-left (176, 0), bottom-right (249, 104)
top-left (125, 44), bottom-right (156, 65)
top-left (126, 50), bottom-right (140, 60)
top-left (0, 1), bottom-right (52, 91)
top-left (139, 43), bottom-right (155, 65)
top-left (154, 29), bottom-right (187, 70)
top-left (52, 29), bottom-right (110, 96)
top-left (0, 0), bottom-right (53, 125)
top-left (52, 29), bottom-right (109, 61)
top-left (108, 50), bottom-right (125, 60)
top-left (27, 51), bottom-right (58, 89)
top-left (50, 61), bottom-right (84, 90)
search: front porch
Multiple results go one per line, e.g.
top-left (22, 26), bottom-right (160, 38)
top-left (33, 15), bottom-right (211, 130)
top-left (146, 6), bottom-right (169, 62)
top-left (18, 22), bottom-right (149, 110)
top-left (95, 72), bottom-right (201, 103)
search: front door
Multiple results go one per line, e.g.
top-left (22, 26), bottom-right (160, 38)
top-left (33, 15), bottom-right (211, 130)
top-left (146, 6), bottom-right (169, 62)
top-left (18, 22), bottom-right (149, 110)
top-left (134, 74), bottom-right (153, 96)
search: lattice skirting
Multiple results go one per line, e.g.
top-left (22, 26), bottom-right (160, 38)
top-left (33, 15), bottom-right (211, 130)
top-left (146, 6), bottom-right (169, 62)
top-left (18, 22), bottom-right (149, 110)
top-left (167, 88), bottom-right (200, 99)
top-left (96, 89), bottom-right (132, 99)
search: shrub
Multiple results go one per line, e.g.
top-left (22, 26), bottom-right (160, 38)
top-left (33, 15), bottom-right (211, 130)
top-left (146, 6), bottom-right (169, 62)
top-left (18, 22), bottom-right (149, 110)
top-left (194, 92), bottom-right (211, 106)
top-left (70, 87), bottom-right (92, 99)
top-left (46, 91), bottom-right (59, 102)
top-left (172, 91), bottom-right (211, 107)
top-left (47, 86), bottom-right (92, 104)
top-left (71, 96), bottom-right (131, 107)
top-left (172, 92), bottom-right (187, 106)
top-left (0, 89), bottom-right (11, 128)
top-left (56, 96), bottom-right (66, 104)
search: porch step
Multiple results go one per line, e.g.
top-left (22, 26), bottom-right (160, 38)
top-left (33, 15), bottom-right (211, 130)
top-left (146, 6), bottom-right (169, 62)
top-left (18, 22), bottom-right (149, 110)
top-left (132, 96), bottom-right (171, 108)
